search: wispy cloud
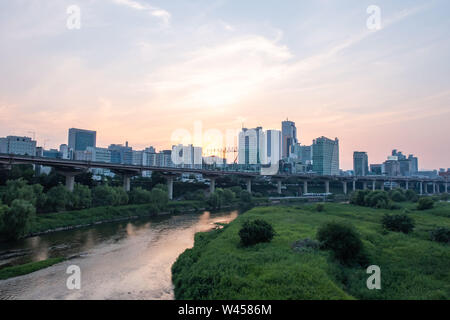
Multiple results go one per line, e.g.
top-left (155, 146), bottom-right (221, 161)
top-left (112, 0), bottom-right (171, 25)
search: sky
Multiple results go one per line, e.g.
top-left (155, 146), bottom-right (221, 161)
top-left (0, 0), bottom-right (449, 170)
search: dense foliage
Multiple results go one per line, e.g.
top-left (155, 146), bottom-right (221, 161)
top-left (430, 227), bottom-right (450, 244)
top-left (417, 197), bottom-right (434, 210)
top-left (316, 221), bottom-right (366, 265)
top-left (350, 189), bottom-right (415, 210)
top-left (238, 219), bottom-right (275, 246)
top-left (381, 214), bottom-right (415, 234)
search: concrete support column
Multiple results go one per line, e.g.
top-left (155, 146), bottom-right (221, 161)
top-left (342, 181), bottom-right (347, 194)
top-left (445, 182), bottom-right (448, 194)
top-left (167, 176), bottom-right (174, 200)
top-left (372, 182), bottom-right (376, 191)
top-left (209, 177), bottom-right (216, 194)
top-left (65, 175), bottom-right (75, 192)
top-left (325, 180), bottom-right (330, 194)
top-left (390, 181), bottom-right (393, 190)
top-left (363, 181), bottom-right (368, 190)
top-left (246, 178), bottom-right (252, 193)
top-left (405, 181), bottom-right (409, 190)
top-left (424, 182), bottom-right (428, 194)
top-left (277, 180), bottom-right (282, 194)
top-left (352, 180), bottom-right (356, 192)
top-left (420, 182), bottom-right (423, 195)
top-left (381, 182), bottom-right (385, 191)
top-left (123, 175), bottom-right (131, 192)
top-left (303, 181), bottom-right (308, 194)
top-left (433, 183), bottom-right (436, 194)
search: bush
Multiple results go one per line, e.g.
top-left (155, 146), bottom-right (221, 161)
top-left (150, 188), bottom-right (168, 210)
top-left (389, 189), bottom-right (406, 202)
top-left (223, 189), bottom-right (236, 203)
top-left (46, 184), bottom-right (70, 212)
top-left (364, 191), bottom-right (389, 208)
top-left (316, 221), bottom-right (366, 265)
top-left (129, 187), bottom-right (152, 204)
top-left (417, 197), bottom-right (434, 210)
top-left (430, 227), bottom-right (450, 244)
top-left (239, 219), bottom-right (275, 247)
top-left (207, 191), bottom-right (222, 210)
top-left (382, 214), bottom-right (415, 234)
top-left (1, 199), bottom-right (36, 239)
top-left (405, 189), bottom-right (418, 202)
top-left (316, 203), bottom-right (325, 212)
top-left (350, 190), bottom-right (370, 206)
top-left (92, 185), bottom-right (128, 207)
top-left (69, 184), bottom-right (92, 210)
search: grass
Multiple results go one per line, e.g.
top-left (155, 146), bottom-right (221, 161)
top-left (0, 257), bottom-right (64, 280)
top-left (172, 201), bottom-right (450, 300)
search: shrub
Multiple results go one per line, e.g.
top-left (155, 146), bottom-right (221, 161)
top-left (417, 197), bottom-right (434, 210)
top-left (316, 221), bottom-right (366, 265)
top-left (223, 189), bottom-right (236, 203)
top-left (405, 189), bottom-right (418, 202)
top-left (150, 187), bottom-right (168, 210)
top-left (1, 199), bottom-right (36, 239)
top-left (430, 227), bottom-right (450, 244)
top-left (364, 191), bottom-right (389, 208)
top-left (350, 190), bottom-right (370, 206)
top-left (382, 214), bottom-right (415, 234)
top-left (129, 187), bottom-right (152, 204)
top-left (207, 191), bottom-right (222, 210)
top-left (46, 184), bottom-right (70, 212)
top-left (389, 189), bottom-right (406, 202)
top-left (239, 219), bottom-right (275, 247)
top-left (316, 203), bottom-right (325, 212)
top-left (240, 190), bottom-right (252, 203)
top-left (69, 184), bottom-right (92, 210)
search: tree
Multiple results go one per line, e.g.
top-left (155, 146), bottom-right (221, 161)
top-left (129, 187), bottom-right (152, 204)
top-left (239, 219), bottom-right (275, 247)
top-left (417, 197), bottom-right (434, 210)
top-left (389, 189), bottom-right (406, 202)
top-left (240, 190), bottom-right (252, 204)
top-left (69, 184), bottom-right (92, 210)
top-left (207, 192), bottom-right (222, 210)
top-left (1, 199), bottom-right (36, 240)
top-left (150, 188), bottom-right (168, 210)
top-left (317, 221), bottom-right (367, 265)
top-left (46, 185), bottom-right (70, 212)
top-left (92, 185), bottom-right (117, 207)
top-left (3, 178), bottom-right (36, 206)
top-left (0, 200), bottom-right (7, 235)
top-left (382, 214), bottom-right (415, 234)
top-left (405, 189), bottom-right (418, 202)
top-left (223, 189), bottom-right (236, 203)
top-left (112, 187), bottom-right (129, 206)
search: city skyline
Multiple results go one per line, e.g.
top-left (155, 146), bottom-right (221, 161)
top-left (1, 0), bottom-right (449, 170)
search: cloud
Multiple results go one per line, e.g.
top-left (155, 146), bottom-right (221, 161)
top-left (112, 0), bottom-right (171, 25)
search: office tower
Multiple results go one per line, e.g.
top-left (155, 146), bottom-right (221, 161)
top-left (353, 151), bottom-right (369, 176)
top-left (172, 144), bottom-right (202, 169)
top-left (108, 143), bottom-right (132, 164)
top-left (408, 154), bottom-right (418, 175)
top-left (156, 150), bottom-right (173, 167)
top-left (84, 147), bottom-right (111, 163)
top-left (238, 127), bottom-right (263, 165)
top-left (43, 149), bottom-right (61, 159)
top-left (281, 120), bottom-right (297, 158)
top-left (261, 129), bottom-right (281, 166)
top-left (68, 128), bottom-right (96, 152)
top-left (299, 145), bottom-right (312, 164)
top-left (312, 136), bottom-right (339, 175)
top-left (370, 164), bottom-right (383, 175)
top-left (0, 136), bottom-right (37, 156)
top-left (384, 160), bottom-right (401, 176)
top-left (59, 144), bottom-right (71, 159)
top-left (132, 150), bottom-right (143, 166)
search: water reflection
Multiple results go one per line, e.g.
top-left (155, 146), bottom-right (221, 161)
top-left (0, 210), bottom-right (239, 300)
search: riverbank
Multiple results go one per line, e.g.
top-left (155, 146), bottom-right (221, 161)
top-left (172, 202), bottom-right (450, 300)
top-left (0, 257), bottom-right (64, 280)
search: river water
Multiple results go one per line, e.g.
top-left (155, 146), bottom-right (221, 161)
top-left (0, 210), bottom-right (238, 300)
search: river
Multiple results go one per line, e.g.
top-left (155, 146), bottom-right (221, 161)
top-left (0, 210), bottom-right (238, 300)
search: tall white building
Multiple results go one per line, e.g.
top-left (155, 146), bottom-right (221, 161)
top-left (0, 136), bottom-right (37, 156)
top-left (172, 144), bottom-right (202, 169)
top-left (261, 130), bottom-right (281, 166)
top-left (238, 127), bottom-right (264, 165)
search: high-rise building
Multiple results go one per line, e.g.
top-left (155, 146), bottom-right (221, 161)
top-left (299, 145), bottom-right (312, 164)
top-left (353, 151), bottom-right (369, 176)
top-left (172, 144), bottom-right (202, 169)
top-left (0, 136), bottom-right (37, 156)
top-left (108, 143), bottom-right (132, 164)
top-left (370, 164), bottom-right (383, 175)
top-left (238, 127), bottom-right (263, 165)
top-left (281, 120), bottom-right (297, 158)
top-left (384, 160), bottom-right (401, 176)
top-left (312, 136), bottom-right (339, 175)
top-left (261, 129), bottom-right (281, 166)
top-left (68, 128), bottom-right (96, 152)
top-left (408, 154), bottom-right (418, 175)
top-left (85, 147), bottom-right (111, 163)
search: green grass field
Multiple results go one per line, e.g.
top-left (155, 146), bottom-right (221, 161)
top-left (172, 201), bottom-right (450, 300)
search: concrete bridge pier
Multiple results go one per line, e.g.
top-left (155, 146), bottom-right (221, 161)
top-left (363, 181), bottom-right (368, 190)
top-left (381, 182), bottom-right (385, 191)
top-left (246, 178), bottom-right (252, 193)
top-left (424, 182), bottom-right (428, 194)
top-left (433, 182), bottom-right (436, 194)
top-left (123, 175), bottom-right (132, 192)
top-left (209, 177), bottom-right (216, 194)
top-left (325, 180), bottom-right (330, 194)
top-left (352, 180), bottom-right (356, 192)
top-left (405, 181), bottom-right (409, 190)
top-left (303, 181), bottom-right (308, 194)
top-left (420, 182), bottom-right (423, 195)
top-left (277, 180), bottom-right (282, 194)
top-left (166, 176), bottom-right (174, 200)
top-left (57, 170), bottom-right (84, 192)
top-left (372, 182), bottom-right (376, 191)
top-left (445, 182), bottom-right (448, 194)
top-left (342, 181), bottom-right (347, 194)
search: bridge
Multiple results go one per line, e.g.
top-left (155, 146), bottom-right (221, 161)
top-left (0, 153), bottom-right (447, 199)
